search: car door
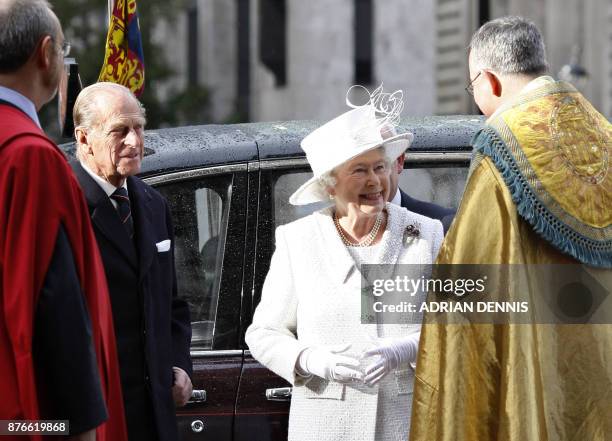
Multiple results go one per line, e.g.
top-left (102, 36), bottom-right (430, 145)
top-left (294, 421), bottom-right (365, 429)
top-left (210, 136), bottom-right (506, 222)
top-left (145, 165), bottom-right (248, 440)
top-left (233, 159), bottom-right (308, 441)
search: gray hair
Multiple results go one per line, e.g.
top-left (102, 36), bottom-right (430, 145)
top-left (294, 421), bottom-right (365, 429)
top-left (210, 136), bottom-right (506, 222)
top-left (319, 171), bottom-right (337, 189)
top-left (73, 82), bottom-right (146, 160)
top-left (469, 16), bottom-right (548, 76)
top-left (0, 0), bottom-right (59, 73)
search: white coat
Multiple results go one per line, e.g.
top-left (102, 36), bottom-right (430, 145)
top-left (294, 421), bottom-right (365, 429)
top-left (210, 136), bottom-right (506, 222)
top-left (246, 202), bottom-right (443, 441)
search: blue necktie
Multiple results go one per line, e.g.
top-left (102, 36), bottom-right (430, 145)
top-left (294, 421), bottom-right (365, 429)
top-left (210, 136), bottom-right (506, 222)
top-left (111, 187), bottom-right (134, 240)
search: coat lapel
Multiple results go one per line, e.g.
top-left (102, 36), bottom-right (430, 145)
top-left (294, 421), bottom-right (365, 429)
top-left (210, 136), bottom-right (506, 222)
top-left (71, 161), bottom-right (138, 268)
top-left (128, 176), bottom-right (156, 282)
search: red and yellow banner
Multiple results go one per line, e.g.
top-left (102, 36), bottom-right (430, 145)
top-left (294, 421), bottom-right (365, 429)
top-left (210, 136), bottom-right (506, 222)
top-left (98, 0), bottom-right (145, 96)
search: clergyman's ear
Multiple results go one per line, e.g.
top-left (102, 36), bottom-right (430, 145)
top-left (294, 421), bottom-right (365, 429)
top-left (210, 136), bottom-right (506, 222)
top-left (485, 71), bottom-right (503, 97)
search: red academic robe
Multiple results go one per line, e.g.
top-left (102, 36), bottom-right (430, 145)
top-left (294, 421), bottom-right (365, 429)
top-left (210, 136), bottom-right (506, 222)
top-left (0, 104), bottom-right (128, 441)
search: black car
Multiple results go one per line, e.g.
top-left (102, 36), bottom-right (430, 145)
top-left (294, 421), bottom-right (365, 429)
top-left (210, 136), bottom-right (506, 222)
top-left (63, 115), bottom-right (483, 440)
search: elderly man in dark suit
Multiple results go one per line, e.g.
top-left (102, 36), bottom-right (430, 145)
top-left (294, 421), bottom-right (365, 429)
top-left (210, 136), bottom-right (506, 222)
top-left (388, 152), bottom-right (455, 233)
top-left (70, 82), bottom-right (192, 441)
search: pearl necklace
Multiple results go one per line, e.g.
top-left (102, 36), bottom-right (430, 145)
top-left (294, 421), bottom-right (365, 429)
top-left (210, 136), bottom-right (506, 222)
top-left (333, 212), bottom-right (384, 247)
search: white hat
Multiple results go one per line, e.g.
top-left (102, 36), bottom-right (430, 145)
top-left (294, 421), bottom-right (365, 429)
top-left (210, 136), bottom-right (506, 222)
top-left (289, 85), bottom-right (414, 205)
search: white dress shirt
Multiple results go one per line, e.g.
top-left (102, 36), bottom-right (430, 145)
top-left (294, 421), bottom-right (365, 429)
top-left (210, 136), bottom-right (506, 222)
top-left (389, 187), bottom-right (401, 206)
top-left (80, 161), bottom-right (129, 210)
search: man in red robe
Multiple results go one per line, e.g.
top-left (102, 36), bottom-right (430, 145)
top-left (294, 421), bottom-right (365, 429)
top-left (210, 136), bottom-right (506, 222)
top-left (0, 1), bottom-right (127, 440)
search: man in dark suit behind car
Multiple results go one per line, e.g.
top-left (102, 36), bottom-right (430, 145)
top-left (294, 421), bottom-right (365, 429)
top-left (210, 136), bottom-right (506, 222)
top-left (389, 151), bottom-right (455, 233)
top-left (70, 82), bottom-right (193, 441)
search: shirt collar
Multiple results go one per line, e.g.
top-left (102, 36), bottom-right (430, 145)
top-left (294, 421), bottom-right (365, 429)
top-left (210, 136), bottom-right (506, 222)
top-left (521, 75), bottom-right (555, 93)
top-left (80, 161), bottom-right (129, 197)
top-left (0, 85), bottom-right (41, 128)
top-left (390, 187), bottom-right (401, 206)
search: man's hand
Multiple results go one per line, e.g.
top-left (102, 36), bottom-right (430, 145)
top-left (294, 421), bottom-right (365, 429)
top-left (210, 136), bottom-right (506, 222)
top-left (172, 366), bottom-right (193, 407)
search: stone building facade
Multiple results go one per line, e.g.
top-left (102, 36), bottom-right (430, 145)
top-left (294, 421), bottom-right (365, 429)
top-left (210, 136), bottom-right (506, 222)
top-left (162, 0), bottom-right (611, 122)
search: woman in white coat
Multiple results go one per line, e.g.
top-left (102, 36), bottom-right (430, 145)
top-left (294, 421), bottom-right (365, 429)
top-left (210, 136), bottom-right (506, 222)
top-left (245, 86), bottom-right (443, 441)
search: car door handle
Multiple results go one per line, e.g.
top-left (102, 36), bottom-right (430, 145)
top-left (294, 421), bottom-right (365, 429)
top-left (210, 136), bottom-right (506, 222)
top-left (266, 387), bottom-right (292, 401)
top-left (188, 389), bottom-right (207, 404)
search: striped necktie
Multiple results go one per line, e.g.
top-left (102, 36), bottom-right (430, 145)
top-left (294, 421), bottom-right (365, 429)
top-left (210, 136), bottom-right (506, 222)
top-left (111, 187), bottom-right (134, 240)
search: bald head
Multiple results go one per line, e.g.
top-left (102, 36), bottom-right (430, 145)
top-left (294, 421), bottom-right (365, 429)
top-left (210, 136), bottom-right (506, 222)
top-left (73, 82), bottom-right (146, 136)
top-left (0, 0), bottom-right (60, 73)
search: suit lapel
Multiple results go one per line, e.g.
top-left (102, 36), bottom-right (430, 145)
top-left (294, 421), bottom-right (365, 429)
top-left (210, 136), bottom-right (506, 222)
top-left (128, 176), bottom-right (156, 282)
top-left (71, 161), bottom-right (138, 268)
top-left (400, 189), bottom-right (413, 211)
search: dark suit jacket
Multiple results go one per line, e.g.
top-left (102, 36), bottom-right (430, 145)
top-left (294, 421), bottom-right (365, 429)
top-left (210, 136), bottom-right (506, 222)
top-left (400, 188), bottom-right (455, 234)
top-left (71, 161), bottom-right (192, 441)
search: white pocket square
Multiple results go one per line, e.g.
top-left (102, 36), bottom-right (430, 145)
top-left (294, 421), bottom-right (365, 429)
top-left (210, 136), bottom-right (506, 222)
top-left (156, 239), bottom-right (171, 252)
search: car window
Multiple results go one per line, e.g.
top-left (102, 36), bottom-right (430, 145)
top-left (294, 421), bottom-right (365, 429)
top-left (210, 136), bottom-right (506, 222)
top-left (397, 167), bottom-right (468, 209)
top-left (273, 165), bottom-right (468, 227)
top-left (155, 176), bottom-right (230, 350)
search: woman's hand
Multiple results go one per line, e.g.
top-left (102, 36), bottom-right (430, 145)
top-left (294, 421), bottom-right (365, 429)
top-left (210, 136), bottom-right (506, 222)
top-left (361, 335), bottom-right (419, 386)
top-left (298, 344), bottom-right (364, 383)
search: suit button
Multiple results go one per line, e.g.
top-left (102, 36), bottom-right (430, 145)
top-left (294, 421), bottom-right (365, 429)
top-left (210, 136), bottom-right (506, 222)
top-left (145, 375), bottom-right (150, 382)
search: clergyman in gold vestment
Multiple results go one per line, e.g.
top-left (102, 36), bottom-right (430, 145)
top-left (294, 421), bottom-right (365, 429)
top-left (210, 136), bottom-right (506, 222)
top-left (410, 17), bottom-right (611, 441)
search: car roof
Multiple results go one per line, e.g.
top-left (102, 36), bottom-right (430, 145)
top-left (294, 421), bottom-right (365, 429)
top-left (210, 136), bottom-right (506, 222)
top-left (59, 115), bottom-right (484, 177)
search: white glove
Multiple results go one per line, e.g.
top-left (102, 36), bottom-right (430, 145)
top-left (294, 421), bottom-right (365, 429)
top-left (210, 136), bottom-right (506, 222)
top-left (361, 334), bottom-right (419, 386)
top-left (297, 344), bottom-right (364, 383)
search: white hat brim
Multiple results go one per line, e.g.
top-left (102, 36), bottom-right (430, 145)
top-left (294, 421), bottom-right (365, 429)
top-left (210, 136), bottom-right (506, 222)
top-left (289, 132), bottom-right (414, 205)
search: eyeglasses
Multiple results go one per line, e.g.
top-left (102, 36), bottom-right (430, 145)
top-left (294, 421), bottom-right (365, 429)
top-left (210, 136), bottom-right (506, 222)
top-left (45, 36), bottom-right (72, 58)
top-left (60, 41), bottom-right (71, 58)
top-left (465, 71), bottom-right (482, 96)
